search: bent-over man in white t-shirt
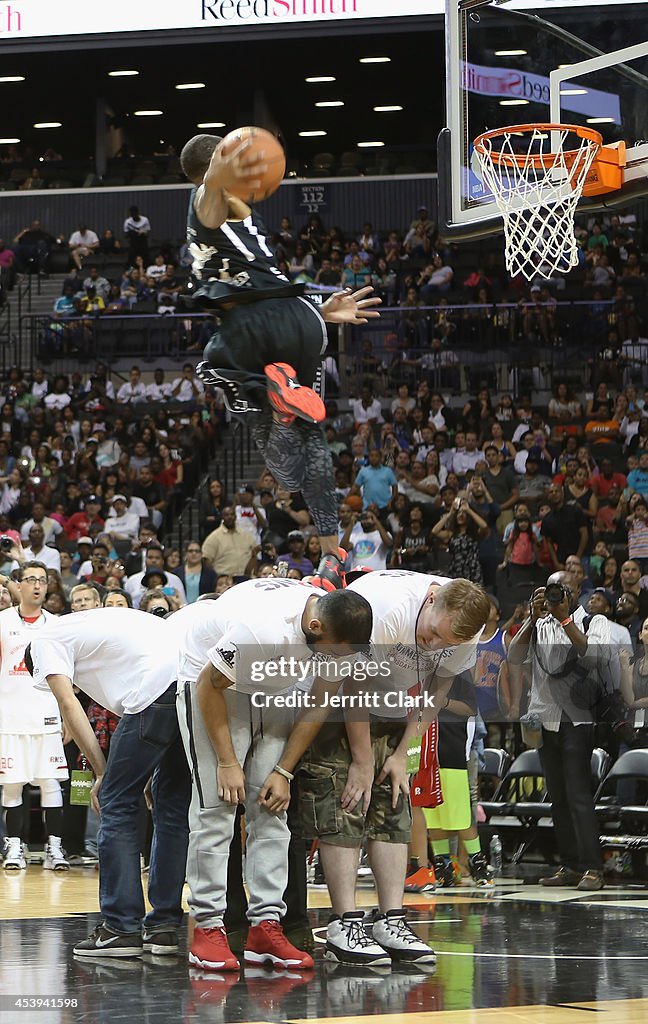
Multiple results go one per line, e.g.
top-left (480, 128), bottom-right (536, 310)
top-left (174, 578), bottom-right (373, 973)
top-left (27, 607), bottom-right (190, 959)
top-left (301, 569), bottom-right (490, 968)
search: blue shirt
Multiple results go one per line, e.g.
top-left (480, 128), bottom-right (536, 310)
top-left (628, 468), bottom-right (648, 495)
top-left (184, 571), bottom-right (201, 605)
top-left (354, 464), bottom-right (397, 509)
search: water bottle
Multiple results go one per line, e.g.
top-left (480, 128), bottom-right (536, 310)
top-left (489, 834), bottom-right (503, 878)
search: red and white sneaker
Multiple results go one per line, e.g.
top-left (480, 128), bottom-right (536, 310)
top-left (244, 921), bottom-right (314, 969)
top-left (307, 548), bottom-right (347, 592)
top-left (189, 927), bottom-right (240, 971)
top-left (264, 363), bottom-right (326, 424)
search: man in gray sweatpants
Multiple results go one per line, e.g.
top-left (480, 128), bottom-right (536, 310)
top-left (174, 578), bottom-right (372, 973)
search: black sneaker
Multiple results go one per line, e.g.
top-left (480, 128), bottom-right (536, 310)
top-left (74, 924), bottom-right (143, 958)
top-left (225, 927), bottom-right (248, 956)
top-left (468, 852), bottom-right (494, 888)
top-left (142, 929), bottom-right (179, 955)
top-left (68, 850), bottom-right (98, 867)
top-left (432, 856), bottom-right (458, 888)
top-left (284, 924), bottom-right (315, 954)
top-left (195, 362), bottom-right (262, 414)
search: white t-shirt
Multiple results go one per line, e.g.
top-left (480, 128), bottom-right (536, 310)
top-left (348, 570), bottom-right (483, 717)
top-left (22, 545), bottom-right (61, 572)
top-left (125, 569), bottom-right (187, 608)
top-left (235, 503), bottom-right (264, 545)
top-left (0, 607), bottom-right (60, 734)
top-left (182, 577), bottom-right (354, 695)
top-left (347, 523), bottom-right (390, 570)
top-left (69, 230), bottom-right (99, 249)
top-left (44, 392), bottom-right (71, 412)
top-left (30, 607), bottom-right (176, 716)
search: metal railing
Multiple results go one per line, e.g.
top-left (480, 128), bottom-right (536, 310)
top-left (20, 311), bottom-right (215, 374)
top-left (166, 419), bottom-right (251, 553)
top-left (337, 297), bottom-right (647, 396)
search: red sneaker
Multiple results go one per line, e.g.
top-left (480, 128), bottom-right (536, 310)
top-left (264, 363), bottom-right (326, 424)
top-left (189, 926), bottom-right (240, 971)
top-left (308, 549), bottom-right (347, 592)
top-left (244, 920), bottom-right (314, 969)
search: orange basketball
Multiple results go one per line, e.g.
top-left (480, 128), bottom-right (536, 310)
top-left (346, 495), bottom-right (363, 513)
top-left (219, 126), bottom-right (286, 204)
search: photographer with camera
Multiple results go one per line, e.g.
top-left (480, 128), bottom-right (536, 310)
top-left (508, 571), bottom-right (618, 891)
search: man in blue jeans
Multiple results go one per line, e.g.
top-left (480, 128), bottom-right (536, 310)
top-left (26, 607), bottom-right (190, 957)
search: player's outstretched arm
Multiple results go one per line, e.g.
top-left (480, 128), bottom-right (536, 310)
top-left (321, 286), bottom-right (382, 325)
top-left (47, 675), bottom-right (107, 812)
top-left (195, 138), bottom-right (267, 230)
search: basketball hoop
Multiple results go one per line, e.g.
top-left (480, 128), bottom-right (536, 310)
top-left (473, 123), bottom-right (604, 281)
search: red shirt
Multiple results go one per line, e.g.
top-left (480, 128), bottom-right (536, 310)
top-left (64, 511), bottom-right (105, 540)
top-left (591, 472), bottom-right (627, 498)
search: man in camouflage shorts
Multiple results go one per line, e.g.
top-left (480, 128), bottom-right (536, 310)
top-left (299, 570), bottom-right (490, 968)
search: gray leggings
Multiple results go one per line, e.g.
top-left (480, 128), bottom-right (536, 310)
top-left (253, 413), bottom-right (338, 538)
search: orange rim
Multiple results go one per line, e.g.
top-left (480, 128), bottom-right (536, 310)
top-left (474, 122), bottom-right (602, 171)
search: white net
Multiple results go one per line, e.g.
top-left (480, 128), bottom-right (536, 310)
top-left (474, 125), bottom-right (601, 282)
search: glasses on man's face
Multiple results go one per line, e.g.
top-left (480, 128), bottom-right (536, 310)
top-left (22, 577), bottom-right (47, 586)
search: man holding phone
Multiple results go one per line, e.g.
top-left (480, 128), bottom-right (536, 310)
top-left (340, 506), bottom-right (393, 570)
top-left (508, 571), bottom-right (619, 891)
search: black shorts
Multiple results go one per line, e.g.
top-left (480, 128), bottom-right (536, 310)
top-left (203, 295), bottom-right (328, 398)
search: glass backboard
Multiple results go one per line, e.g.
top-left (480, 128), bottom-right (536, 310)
top-left (440, 0), bottom-right (648, 238)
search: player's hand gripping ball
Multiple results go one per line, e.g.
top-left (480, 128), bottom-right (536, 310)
top-left (220, 126), bottom-right (286, 203)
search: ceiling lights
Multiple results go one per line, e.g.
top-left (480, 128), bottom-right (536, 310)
top-left (305, 76), bottom-right (336, 83)
top-left (197, 121), bottom-right (226, 128)
top-left (315, 101), bottom-right (344, 107)
top-left (175, 83), bottom-right (205, 90)
top-left (108, 70), bottom-right (139, 77)
top-left (494, 49), bottom-right (527, 56)
top-left (0, 76), bottom-right (24, 83)
top-left (359, 57), bottom-right (391, 64)
top-left (134, 110), bottom-right (163, 117)
top-left (358, 141), bottom-right (384, 148)
top-left (299, 130), bottom-right (327, 137)
top-left (374, 105), bottom-right (403, 112)
top-left (33, 122), bottom-right (62, 128)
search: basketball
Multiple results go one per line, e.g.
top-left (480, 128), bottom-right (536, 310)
top-left (219, 126), bottom-right (286, 204)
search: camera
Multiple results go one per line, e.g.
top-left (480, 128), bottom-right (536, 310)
top-left (0, 535), bottom-right (14, 552)
top-left (150, 604), bottom-right (168, 618)
top-left (545, 582), bottom-right (568, 605)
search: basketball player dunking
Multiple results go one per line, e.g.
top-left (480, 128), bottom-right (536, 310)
top-left (180, 133), bottom-right (380, 588)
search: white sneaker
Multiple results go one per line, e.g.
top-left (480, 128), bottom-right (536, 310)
top-left (3, 836), bottom-right (26, 871)
top-left (325, 912), bottom-right (391, 966)
top-left (372, 910), bottom-right (436, 965)
top-left (43, 836), bottom-right (70, 871)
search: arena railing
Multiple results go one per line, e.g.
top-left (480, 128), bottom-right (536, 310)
top-left (165, 419), bottom-right (251, 554)
top-left (337, 297), bottom-right (635, 397)
top-left (21, 312), bottom-right (215, 375)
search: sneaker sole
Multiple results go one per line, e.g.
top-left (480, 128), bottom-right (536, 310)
top-left (265, 364), bottom-right (326, 424)
top-left (324, 947), bottom-right (391, 967)
top-left (143, 942), bottom-right (179, 955)
top-left (43, 863), bottom-right (70, 871)
top-left (3, 863), bottom-right (26, 871)
top-left (188, 952), bottom-right (240, 971)
top-left (404, 885), bottom-right (437, 893)
top-left (244, 950), bottom-right (314, 969)
top-left (73, 947), bottom-right (143, 958)
top-left (383, 949), bottom-right (437, 965)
